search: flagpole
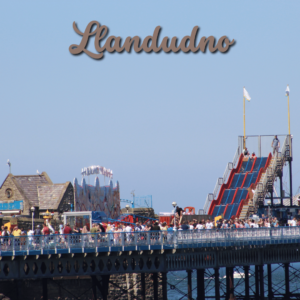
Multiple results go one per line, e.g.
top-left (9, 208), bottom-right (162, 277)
top-left (287, 84), bottom-right (291, 135)
top-left (243, 90), bottom-right (246, 149)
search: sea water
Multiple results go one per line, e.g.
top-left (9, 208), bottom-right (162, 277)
top-left (167, 263), bottom-right (300, 299)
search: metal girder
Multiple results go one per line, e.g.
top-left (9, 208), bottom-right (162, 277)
top-left (1, 245), bottom-right (300, 280)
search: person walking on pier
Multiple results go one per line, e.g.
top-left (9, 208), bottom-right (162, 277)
top-left (271, 135), bottom-right (280, 156)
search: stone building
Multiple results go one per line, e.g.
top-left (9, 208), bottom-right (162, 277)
top-left (0, 172), bottom-right (74, 218)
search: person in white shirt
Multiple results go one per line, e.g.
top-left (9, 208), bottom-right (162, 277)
top-left (59, 224), bottom-right (64, 235)
top-left (125, 225), bottom-right (132, 242)
top-left (189, 222), bottom-right (194, 230)
top-left (205, 220), bottom-right (214, 229)
top-left (196, 222), bottom-right (204, 230)
top-left (250, 220), bottom-right (256, 228)
top-left (290, 217), bottom-right (297, 227)
top-left (27, 229), bottom-right (34, 246)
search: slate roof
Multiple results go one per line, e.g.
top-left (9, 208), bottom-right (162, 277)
top-left (13, 174), bottom-right (51, 206)
top-left (38, 183), bottom-right (68, 210)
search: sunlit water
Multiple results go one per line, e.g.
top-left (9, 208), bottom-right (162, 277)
top-left (167, 263), bottom-right (300, 299)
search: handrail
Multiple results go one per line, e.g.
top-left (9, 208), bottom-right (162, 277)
top-left (3, 227), bottom-right (300, 256)
top-left (213, 178), bottom-right (221, 199)
top-left (213, 146), bottom-right (240, 200)
top-left (203, 194), bottom-right (213, 214)
top-left (232, 146), bottom-right (240, 168)
top-left (252, 135), bottom-right (291, 208)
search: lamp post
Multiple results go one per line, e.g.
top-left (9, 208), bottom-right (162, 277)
top-left (7, 159), bottom-right (11, 174)
top-left (126, 204), bottom-right (130, 214)
top-left (172, 202), bottom-right (177, 231)
top-left (31, 206), bottom-right (35, 230)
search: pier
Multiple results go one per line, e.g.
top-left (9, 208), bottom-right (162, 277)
top-left (1, 228), bottom-right (300, 299)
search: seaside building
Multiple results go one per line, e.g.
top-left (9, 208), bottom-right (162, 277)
top-left (0, 172), bottom-right (74, 217)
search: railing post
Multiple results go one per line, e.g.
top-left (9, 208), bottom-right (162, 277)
top-left (174, 230), bottom-right (178, 249)
top-left (122, 232), bottom-right (125, 248)
top-left (147, 231), bottom-right (150, 247)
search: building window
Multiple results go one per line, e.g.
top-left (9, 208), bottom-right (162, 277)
top-left (5, 188), bottom-right (13, 199)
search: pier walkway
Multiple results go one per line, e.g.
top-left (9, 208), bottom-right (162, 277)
top-left (1, 227), bottom-right (300, 257)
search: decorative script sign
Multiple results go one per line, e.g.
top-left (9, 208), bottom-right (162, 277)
top-left (69, 21), bottom-right (235, 60)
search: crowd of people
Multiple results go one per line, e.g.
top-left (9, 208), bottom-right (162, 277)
top-left (1, 214), bottom-right (298, 242)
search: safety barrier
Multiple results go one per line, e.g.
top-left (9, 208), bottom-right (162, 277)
top-left (203, 147), bottom-right (241, 214)
top-left (2, 227), bottom-right (300, 256)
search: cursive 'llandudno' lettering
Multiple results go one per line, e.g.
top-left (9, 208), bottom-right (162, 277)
top-left (69, 21), bottom-right (235, 60)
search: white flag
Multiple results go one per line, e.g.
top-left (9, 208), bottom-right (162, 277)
top-left (285, 85), bottom-right (290, 96)
top-left (243, 87), bottom-right (251, 101)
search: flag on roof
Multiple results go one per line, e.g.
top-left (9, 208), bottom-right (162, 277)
top-left (243, 87), bottom-right (251, 101)
top-left (285, 85), bottom-right (290, 96)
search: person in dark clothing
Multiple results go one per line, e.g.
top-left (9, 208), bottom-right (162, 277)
top-left (146, 222), bottom-right (153, 231)
top-left (99, 223), bottom-right (106, 233)
top-left (181, 221), bottom-right (189, 230)
top-left (152, 221), bottom-right (160, 231)
top-left (176, 206), bottom-right (183, 224)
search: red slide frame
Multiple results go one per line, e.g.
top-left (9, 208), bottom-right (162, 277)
top-left (208, 154), bottom-right (244, 215)
top-left (236, 153), bottom-right (272, 218)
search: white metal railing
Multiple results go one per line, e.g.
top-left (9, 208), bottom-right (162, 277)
top-left (213, 178), bottom-right (221, 199)
top-left (2, 227), bottom-right (300, 256)
top-left (232, 146), bottom-right (240, 168)
top-left (203, 194), bottom-right (211, 214)
top-left (253, 135), bottom-right (291, 207)
top-left (203, 146), bottom-right (240, 214)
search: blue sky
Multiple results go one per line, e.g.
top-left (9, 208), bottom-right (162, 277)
top-left (1, 1), bottom-right (300, 214)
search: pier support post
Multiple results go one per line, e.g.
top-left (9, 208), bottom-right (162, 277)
top-left (244, 266), bottom-right (250, 300)
top-left (187, 270), bottom-right (192, 300)
top-left (90, 275), bottom-right (110, 300)
top-left (285, 263), bottom-right (290, 300)
top-left (226, 267), bottom-right (234, 300)
top-left (259, 265), bottom-right (264, 300)
top-left (42, 278), bottom-right (48, 300)
top-left (255, 265), bottom-right (259, 300)
top-left (226, 267), bottom-right (230, 299)
top-left (153, 272), bottom-right (158, 300)
top-left (15, 280), bottom-right (23, 300)
top-left (215, 268), bottom-right (220, 300)
top-left (267, 264), bottom-right (273, 300)
top-left (197, 269), bottom-right (205, 300)
top-left (141, 273), bottom-right (146, 300)
top-left (162, 272), bottom-right (168, 300)
top-left (102, 275), bottom-right (110, 300)
top-left (91, 276), bottom-right (97, 300)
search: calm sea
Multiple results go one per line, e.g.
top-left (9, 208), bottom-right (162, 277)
top-left (167, 263), bottom-right (300, 299)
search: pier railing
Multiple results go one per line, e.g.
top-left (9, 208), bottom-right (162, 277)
top-left (2, 227), bottom-right (300, 256)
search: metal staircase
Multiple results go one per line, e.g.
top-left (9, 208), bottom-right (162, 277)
top-left (250, 135), bottom-right (292, 216)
